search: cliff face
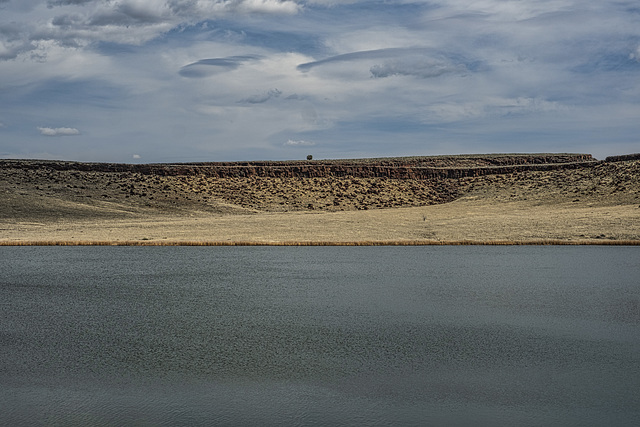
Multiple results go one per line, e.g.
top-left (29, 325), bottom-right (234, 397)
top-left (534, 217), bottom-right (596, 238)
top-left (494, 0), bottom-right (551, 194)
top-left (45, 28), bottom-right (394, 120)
top-left (605, 153), bottom-right (640, 162)
top-left (0, 154), bottom-right (597, 179)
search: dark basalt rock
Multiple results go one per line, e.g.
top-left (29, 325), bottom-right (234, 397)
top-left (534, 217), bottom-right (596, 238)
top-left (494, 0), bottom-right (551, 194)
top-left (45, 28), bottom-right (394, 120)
top-left (0, 154), bottom-right (601, 180)
top-left (605, 153), bottom-right (640, 162)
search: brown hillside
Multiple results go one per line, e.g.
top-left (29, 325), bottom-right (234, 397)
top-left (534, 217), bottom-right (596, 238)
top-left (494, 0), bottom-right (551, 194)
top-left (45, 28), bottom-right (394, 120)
top-left (1, 154), bottom-right (639, 244)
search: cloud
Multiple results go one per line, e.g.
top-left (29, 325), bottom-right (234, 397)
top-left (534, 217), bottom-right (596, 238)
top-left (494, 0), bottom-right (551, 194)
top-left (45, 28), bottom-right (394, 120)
top-left (132, 154), bottom-right (141, 159)
top-left (2, 1), bottom-right (640, 162)
top-left (47, 0), bottom-right (94, 7)
top-left (297, 47), bottom-right (482, 79)
top-left (38, 126), bottom-right (81, 136)
top-left (370, 57), bottom-right (471, 79)
top-left (225, 0), bottom-right (301, 14)
top-left (297, 48), bottom-right (408, 72)
top-left (179, 55), bottom-right (262, 78)
top-left (422, 97), bottom-right (564, 124)
top-left (284, 139), bottom-right (315, 146)
top-left (240, 88), bottom-right (282, 104)
top-left (88, 5), bottom-right (167, 27)
top-left (0, 22), bottom-right (35, 60)
top-left (1, 0), bottom-right (301, 60)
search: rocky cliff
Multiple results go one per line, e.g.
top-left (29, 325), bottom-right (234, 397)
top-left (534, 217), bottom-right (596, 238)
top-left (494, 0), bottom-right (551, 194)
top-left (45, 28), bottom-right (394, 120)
top-left (0, 153), bottom-right (598, 180)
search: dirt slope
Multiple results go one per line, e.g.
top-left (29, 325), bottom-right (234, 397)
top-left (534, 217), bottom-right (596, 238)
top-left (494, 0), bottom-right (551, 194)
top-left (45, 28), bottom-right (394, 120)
top-left (1, 155), bottom-right (639, 243)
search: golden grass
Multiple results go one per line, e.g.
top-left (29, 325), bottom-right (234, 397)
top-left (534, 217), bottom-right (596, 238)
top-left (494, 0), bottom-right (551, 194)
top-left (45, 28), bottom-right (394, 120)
top-left (1, 240), bottom-right (638, 246)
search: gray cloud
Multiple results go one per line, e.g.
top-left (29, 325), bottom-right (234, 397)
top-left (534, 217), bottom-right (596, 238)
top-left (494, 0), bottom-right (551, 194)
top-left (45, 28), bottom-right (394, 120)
top-left (370, 56), bottom-right (473, 79)
top-left (2, 0), bottom-right (301, 61)
top-left (240, 88), bottom-right (282, 104)
top-left (51, 13), bottom-right (84, 27)
top-left (89, 4), bottom-right (167, 27)
top-left (297, 48), bottom-right (410, 72)
top-left (0, 43), bottom-right (33, 60)
top-left (179, 55), bottom-right (262, 78)
top-left (47, 0), bottom-right (94, 7)
top-left (0, 22), bottom-right (35, 60)
top-left (297, 48), bottom-right (482, 79)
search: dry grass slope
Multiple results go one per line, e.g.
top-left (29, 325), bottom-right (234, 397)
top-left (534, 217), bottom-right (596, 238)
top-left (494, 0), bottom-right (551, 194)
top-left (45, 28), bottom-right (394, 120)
top-left (1, 154), bottom-right (639, 245)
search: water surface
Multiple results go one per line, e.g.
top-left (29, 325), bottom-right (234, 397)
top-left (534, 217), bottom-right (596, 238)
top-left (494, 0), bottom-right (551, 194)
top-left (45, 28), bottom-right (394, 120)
top-left (1, 246), bottom-right (638, 426)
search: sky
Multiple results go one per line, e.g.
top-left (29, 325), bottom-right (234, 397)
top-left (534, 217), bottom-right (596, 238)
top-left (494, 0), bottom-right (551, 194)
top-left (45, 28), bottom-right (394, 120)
top-left (1, 0), bottom-right (639, 163)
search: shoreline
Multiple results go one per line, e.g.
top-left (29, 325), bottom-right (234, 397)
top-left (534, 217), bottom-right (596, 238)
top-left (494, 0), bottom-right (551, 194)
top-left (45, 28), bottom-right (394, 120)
top-left (1, 239), bottom-right (639, 246)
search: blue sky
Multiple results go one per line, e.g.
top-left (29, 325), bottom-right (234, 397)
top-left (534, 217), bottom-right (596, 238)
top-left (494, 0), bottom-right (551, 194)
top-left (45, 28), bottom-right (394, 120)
top-left (1, 0), bottom-right (639, 162)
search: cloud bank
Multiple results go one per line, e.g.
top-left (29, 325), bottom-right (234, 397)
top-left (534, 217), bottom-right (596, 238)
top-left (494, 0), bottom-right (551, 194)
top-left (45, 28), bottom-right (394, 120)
top-left (1, 0), bottom-right (638, 161)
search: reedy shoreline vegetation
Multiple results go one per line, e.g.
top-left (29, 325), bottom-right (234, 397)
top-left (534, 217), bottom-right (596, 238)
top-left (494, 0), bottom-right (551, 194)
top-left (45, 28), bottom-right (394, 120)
top-left (2, 240), bottom-right (639, 246)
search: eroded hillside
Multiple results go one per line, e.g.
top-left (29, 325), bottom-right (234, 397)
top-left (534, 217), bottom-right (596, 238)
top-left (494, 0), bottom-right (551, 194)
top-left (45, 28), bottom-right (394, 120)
top-left (1, 154), bottom-right (639, 222)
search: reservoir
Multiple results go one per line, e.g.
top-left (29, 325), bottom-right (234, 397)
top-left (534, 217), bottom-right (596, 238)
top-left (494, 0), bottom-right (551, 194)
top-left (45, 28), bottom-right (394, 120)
top-left (1, 246), bottom-right (639, 426)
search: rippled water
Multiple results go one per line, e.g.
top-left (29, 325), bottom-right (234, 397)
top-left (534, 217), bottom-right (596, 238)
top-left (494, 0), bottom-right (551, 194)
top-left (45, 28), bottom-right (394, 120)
top-left (1, 246), bottom-right (639, 426)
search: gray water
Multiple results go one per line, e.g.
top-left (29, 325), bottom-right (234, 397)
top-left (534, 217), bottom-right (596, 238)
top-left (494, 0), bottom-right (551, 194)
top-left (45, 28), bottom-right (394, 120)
top-left (1, 246), bottom-right (638, 426)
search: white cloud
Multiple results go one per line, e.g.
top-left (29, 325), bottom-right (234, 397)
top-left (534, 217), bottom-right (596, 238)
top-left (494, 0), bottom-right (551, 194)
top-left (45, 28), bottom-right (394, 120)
top-left (427, 0), bottom-right (576, 22)
top-left (227, 0), bottom-right (301, 14)
top-left (370, 57), bottom-right (469, 79)
top-left (132, 154), bottom-right (141, 159)
top-left (303, 0), bottom-right (360, 5)
top-left (284, 139), bottom-right (315, 146)
top-left (38, 126), bottom-right (80, 136)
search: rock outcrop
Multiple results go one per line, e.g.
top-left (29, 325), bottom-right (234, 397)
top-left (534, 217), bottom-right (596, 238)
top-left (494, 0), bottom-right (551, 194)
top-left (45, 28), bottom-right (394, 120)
top-left (605, 153), bottom-right (640, 162)
top-left (0, 154), bottom-right (598, 180)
